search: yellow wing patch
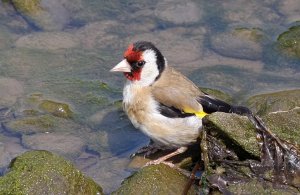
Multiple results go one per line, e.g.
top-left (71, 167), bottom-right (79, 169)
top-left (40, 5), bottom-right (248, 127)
top-left (183, 108), bottom-right (208, 118)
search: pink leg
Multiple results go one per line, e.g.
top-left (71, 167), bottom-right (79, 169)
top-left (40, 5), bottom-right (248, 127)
top-left (145, 147), bottom-right (188, 166)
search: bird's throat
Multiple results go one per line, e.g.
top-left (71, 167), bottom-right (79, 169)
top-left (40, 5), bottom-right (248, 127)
top-left (124, 69), bottom-right (142, 81)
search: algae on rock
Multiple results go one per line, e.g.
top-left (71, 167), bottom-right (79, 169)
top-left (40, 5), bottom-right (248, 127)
top-left (113, 164), bottom-right (198, 195)
top-left (247, 89), bottom-right (300, 116)
top-left (277, 25), bottom-right (300, 58)
top-left (0, 150), bottom-right (103, 195)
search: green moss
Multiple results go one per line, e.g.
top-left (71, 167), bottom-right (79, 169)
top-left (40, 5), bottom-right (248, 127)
top-left (113, 164), bottom-right (198, 194)
top-left (263, 107), bottom-right (300, 146)
top-left (6, 115), bottom-right (56, 134)
top-left (228, 179), bottom-right (299, 194)
top-left (277, 25), bottom-right (300, 58)
top-left (22, 109), bottom-right (40, 116)
top-left (233, 27), bottom-right (264, 42)
top-left (0, 150), bottom-right (103, 195)
top-left (206, 112), bottom-right (260, 158)
top-left (39, 100), bottom-right (73, 118)
top-left (11, 0), bottom-right (41, 14)
top-left (247, 89), bottom-right (300, 116)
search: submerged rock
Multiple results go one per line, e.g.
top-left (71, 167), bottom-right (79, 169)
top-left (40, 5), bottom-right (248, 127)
top-left (155, 0), bottom-right (202, 25)
top-left (0, 136), bottom-right (27, 168)
top-left (5, 115), bottom-right (57, 134)
top-left (0, 77), bottom-right (24, 107)
top-left (15, 32), bottom-right (79, 51)
top-left (278, 0), bottom-right (300, 24)
top-left (39, 100), bottom-right (73, 118)
top-left (0, 150), bottom-right (103, 194)
top-left (113, 164), bottom-right (198, 194)
top-left (11, 0), bottom-right (70, 31)
top-left (4, 114), bottom-right (81, 134)
top-left (247, 89), bottom-right (300, 116)
top-left (22, 133), bottom-right (85, 158)
top-left (277, 25), bottom-right (300, 58)
top-left (210, 28), bottom-right (264, 60)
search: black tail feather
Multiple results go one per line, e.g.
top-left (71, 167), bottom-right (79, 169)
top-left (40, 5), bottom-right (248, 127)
top-left (198, 95), bottom-right (252, 116)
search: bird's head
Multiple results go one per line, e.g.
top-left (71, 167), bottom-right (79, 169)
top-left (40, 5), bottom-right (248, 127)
top-left (110, 41), bottom-right (166, 86)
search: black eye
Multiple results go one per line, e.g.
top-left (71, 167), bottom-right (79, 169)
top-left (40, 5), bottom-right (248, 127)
top-left (137, 61), bottom-right (145, 67)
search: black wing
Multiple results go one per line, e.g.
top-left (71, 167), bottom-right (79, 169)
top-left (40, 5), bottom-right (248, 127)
top-left (158, 103), bottom-right (195, 118)
top-left (197, 95), bottom-right (252, 116)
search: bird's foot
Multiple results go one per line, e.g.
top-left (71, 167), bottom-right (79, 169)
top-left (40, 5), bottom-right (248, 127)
top-left (144, 159), bottom-right (175, 168)
top-left (143, 146), bottom-right (188, 167)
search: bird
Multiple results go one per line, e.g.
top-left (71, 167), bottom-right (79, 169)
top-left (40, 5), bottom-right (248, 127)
top-left (110, 41), bottom-right (251, 165)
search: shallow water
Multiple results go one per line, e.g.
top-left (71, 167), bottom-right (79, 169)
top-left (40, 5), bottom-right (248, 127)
top-left (0, 0), bottom-right (299, 193)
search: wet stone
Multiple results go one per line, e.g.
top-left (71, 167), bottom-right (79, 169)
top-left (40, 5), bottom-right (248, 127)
top-left (75, 20), bottom-right (120, 50)
top-left (113, 164), bottom-right (198, 194)
top-left (4, 114), bottom-right (88, 135)
top-left (0, 150), bottom-right (103, 194)
top-left (0, 77), bottom-right (24, 107)
top-left (221, 0), bottom-right (281, 28)
top-left (0, 136), bottom-right (27, 168)
top-left (38, 100), bottom-right (73, 118)
top-left (22, 132), bottom-right (85, 159)
top-left (11, 0), bottom-right (70, 31)
top-left (155, 0), bottom-right (202, 25)
top-left (227, 178), bottom-right (299, 194)
top-left (278, 0), bottom-right (300, 24)
top-left (263, 107), bottom-right (300, 146)
top-left (247, 89), bottom-right (300, 116)
top-left (210, 28), bottom-right (264, 60)
top-left (15, 32), bottom-right (80, 51)
top-left (277, 25), bottom-right (300, 58)
top-left (204, 112), bottom-right (260, 158)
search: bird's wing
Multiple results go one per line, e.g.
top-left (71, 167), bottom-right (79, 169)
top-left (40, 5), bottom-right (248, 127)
top-left (151, 67), bottom-right (252, 118)
top-left (197, 95), bottom-right (233, 114)
top-left (151, 67), bottom-right (207, 118)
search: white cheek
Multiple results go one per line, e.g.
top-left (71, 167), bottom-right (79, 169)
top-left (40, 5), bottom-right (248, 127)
top-left (137, 50), bottom-right (159, 86)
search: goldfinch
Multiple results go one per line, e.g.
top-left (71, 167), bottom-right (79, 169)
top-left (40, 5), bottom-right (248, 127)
top-left (110, 41), bottom-right (251, 164)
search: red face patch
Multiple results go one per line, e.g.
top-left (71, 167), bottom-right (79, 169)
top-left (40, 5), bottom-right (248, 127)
top-left (123, 44), bottom-right (143, 81)
top-left (124, 69), bottom-right (142, 81)
top-left (124, 44), bottom-right (142, 62)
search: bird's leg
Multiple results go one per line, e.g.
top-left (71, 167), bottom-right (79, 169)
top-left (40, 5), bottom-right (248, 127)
top-left (145, 146), bottom-right (188, 167)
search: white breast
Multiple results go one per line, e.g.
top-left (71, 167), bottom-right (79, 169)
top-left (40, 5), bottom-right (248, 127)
top-left (123, 81), bottom-right (202, 147)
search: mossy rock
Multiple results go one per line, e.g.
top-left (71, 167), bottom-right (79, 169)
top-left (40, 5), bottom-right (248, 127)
top-left (277, 25), bottom-right (300, 58)
top-left (200, 87), bottom-right (233, 104)
top-left (0, 150), bottom-right (103, 195)
top-left (247, 89), bottom-right (300, 116)
top-left (11, 0), bottom-right (41, 14)
top-left (233, 27), bottom-right (265, 42)
top-left (204, 112), bottom-right (260, 158)
top-left (39, 100), bottom-right (73, 118)
top-left (4, 114), bottom-right (87, 135)
top-left (113, 164), bottom-right (198, 194)
top-left (204, 107), bottom-right (300, 160)
top-left (5, 115), bottom-right (57, 134)
top-left (10, 0), bottom-right (68, 31)
top-left (228, 179), bottom-right (299, 194)
top-left (263, 107), bottom-right (300, 146)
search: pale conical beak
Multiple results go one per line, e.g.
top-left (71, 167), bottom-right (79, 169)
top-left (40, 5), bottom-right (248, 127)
top-left (110, 59), bottom-right (131, 72)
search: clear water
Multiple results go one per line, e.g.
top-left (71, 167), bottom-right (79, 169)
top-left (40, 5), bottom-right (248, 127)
top-left (0, 0), bottom-right (299, 193)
